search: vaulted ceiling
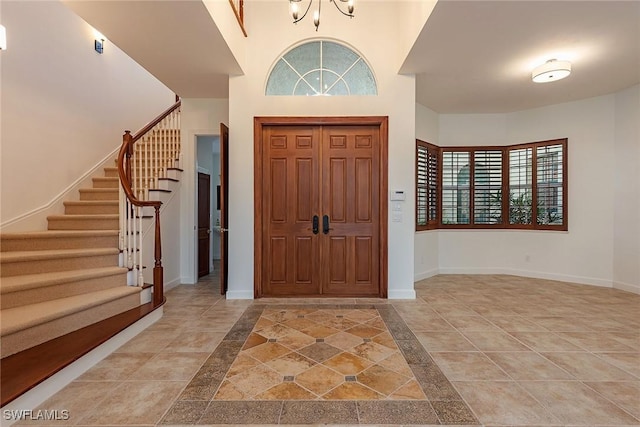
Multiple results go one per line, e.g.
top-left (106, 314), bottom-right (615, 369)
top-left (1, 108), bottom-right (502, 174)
top-left (64, 0), bottom-right (640, 114)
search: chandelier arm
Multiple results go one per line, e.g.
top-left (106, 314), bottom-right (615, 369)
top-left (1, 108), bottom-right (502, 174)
top-left (292, 0), bottom-right (314, 24)
top-left (330, 0), bottom-right (354, 17)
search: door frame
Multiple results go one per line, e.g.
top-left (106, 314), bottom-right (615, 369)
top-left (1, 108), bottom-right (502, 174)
top-left (253, 116), bottom-right (389, 298)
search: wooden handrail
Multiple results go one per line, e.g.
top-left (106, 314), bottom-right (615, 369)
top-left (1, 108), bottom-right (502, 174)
top-left (117, 100), bottom-right (180, 307)
top-left (131, 100), bottom-right (181, 143)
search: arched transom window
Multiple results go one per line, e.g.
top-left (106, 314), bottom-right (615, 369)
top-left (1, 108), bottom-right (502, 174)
top-left (266, 40), bottom-right (377, 96)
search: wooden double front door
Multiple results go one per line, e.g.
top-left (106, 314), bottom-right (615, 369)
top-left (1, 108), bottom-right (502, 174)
top-left (255, 117), bottom-right (388, 298)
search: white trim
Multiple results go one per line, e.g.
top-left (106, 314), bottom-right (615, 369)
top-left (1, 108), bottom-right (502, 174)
top-left (0, 308), bottom-right (162, 427)
top-left (437, 267), bottom-right (613, 288)
top-left (414, 268), bottom-right (439, 282)
top-left (197, 166), bottom-right (210, 175)
top-left (613, 281), bottom-right (640, 295)
top-left (163, 277), bottom-right (182, 293)
top-left (388, 289), bottom-right (417, 299)
top-left (225, 290), bottom-right (254, 300)
top-left (0, 146), bottom-right (120, 232)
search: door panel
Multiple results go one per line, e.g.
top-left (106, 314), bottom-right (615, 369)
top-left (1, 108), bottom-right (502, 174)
top-left (322, 126), bottom-right (379, 296)
top-left (197, 172), bottom-right (211, 278)
top-left (263, 126), bottom-right (321, 296)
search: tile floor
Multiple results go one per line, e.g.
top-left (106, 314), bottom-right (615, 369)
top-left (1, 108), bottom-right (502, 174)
top-left (13, 273), bottom-right (640, 426)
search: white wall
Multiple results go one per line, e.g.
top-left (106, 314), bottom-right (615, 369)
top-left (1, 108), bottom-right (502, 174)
top-left (414, 103), bottom-right (440, 280)
top-left (226, 1), bottom-right (417, 299)
top-left (414, 90), bottom-right (640, 290)
top-left (613, 85), bottom-right (640, 293)
top-left (179, 99), bottom-right (229, 285)
top-left (0, 0), bottom-right (174, 231)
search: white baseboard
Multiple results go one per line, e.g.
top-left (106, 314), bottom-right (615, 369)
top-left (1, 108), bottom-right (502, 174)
top-left (388, 289), bottom-right (417, 299)
top-left (613, 281), bottom-right (640, 295)
top-left (163, 277), bottom-right (182, 293)
top-left (436, 267), bottom-right (613, 288)
top-left (414, 268), bottom-right (439, 282)
top-left (0, 308), bottom-right (162, 427)
top-left (225, 290), bottom-right (255, 300)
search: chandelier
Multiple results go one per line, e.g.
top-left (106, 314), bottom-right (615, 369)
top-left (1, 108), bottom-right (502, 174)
top-left (289, 0), bottom-right (355, 31)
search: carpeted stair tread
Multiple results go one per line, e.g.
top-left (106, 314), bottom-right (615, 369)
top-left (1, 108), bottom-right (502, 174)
top-left (0, 247), bottom-right (119, 263)
top-left (1, 229), bottom-right (119, 242)
top-left (0, 286), bottom-right (142, 336)
top-left (47, 214), bottom-right (119, 220)
top-left (63, 200), bottom-right (119, 206)
top-left (1, 266), bottom-right (127, 295)
top-left (0, 230), bottom-right (119, 252)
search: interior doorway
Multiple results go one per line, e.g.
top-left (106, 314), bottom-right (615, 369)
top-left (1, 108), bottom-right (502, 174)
top-left (195, 125), bottom-right (229, 294)
top-left (254, 116), bottom-right (388, 298)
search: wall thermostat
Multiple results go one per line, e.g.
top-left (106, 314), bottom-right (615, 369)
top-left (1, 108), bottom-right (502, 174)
top-left (390, 190), bottom-right (406, 201)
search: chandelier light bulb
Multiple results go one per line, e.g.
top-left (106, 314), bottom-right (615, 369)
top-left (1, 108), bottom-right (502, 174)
top-left (348, 0), bottom-right (354, 14)
top-left (291, 2), bottom-right (299, 20)
top-left (313, 9), bottom-right (320, 29)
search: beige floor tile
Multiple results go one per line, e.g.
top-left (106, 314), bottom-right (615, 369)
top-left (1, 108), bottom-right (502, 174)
top-left (76, 353), bottom-right (154, 381)
top-left (484, 315), bottom-right (549, 332)
top-left (453, 381), bottom-right (560, 425)
top-left (162, 330), bottom-right (225, 352)
top-left (557, 331), bottom-right (637, 352)
top-left (414, 330), bottom-right (478, 352)
top-left (446, 315), bottom-right (502, 331)
top-left (461, 330), bottom-right (530, 351)
top-left (594, 352), bottom-right (640, 378)
top-left (114, 330), bottom-right (181, 353)
top-left (431, 352), bottom-right (510, 380)
top-left (130, 352), bottom-right (209, 380)
top-left (13, 381), bottom-right (119, 426)
top-left (541, 352), bottom-right (638, 381)
top-left (520, 380), bottom-right (640, 425)
top-left (585, 381), bottom-right (640, 419)
top-left (486, 351), bottom-right (574, 380)
top-left (76, 381), bottom-right (186, 425)
top-left (508, 331), bottom-right (585, 351)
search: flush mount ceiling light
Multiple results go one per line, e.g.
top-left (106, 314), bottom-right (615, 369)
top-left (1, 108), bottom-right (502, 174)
top-left (532, 59), bottom-right (572, 83)
top-left (290, 0), bottom-right (354, 31)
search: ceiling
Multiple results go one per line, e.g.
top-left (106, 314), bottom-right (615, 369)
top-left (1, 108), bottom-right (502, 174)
top-left (65, 0), bottom-right (639, 113)
top-left (406, 0), bottom-right (640, 113)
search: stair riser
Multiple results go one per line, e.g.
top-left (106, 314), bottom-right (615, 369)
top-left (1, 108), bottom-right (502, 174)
top-left (79, 190), bottom-right (118, 201)
top-left (48, 218), bottom-right (119, 230)
top-left (64, 204), bottom-right (119, 215)
top-left (92, 179), bottom-right (119, 189)
top-left (1, 292), bottom-right (140, 358)
top-left (1, 271), bottom-right (128, 309)
top-left (1, 253), bottom-right (119, 277)
top-left (104, 168), bottom-right (119, 178)
top-left (0, 235), bottom-right (118, 252)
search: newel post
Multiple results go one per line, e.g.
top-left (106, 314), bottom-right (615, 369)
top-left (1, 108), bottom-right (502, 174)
top-left (153, 205), bottom-right (163, 306)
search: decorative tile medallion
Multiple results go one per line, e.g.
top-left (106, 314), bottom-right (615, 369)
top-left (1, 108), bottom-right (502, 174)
top-left (160, 304), bottom-right (478, 425)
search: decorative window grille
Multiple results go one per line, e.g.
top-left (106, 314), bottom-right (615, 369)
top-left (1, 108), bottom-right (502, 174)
top-left (266, 40), bottom-right (377, 96)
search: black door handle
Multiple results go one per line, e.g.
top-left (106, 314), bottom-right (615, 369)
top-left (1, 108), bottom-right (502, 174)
top-left (323, 215), bottom-right (331, 234)
top-left (312, 215), bottom-right (319, 234)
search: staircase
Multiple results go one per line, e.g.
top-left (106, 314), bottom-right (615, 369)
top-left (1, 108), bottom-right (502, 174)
top-left (0, 166), bottom-right (142, 358)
